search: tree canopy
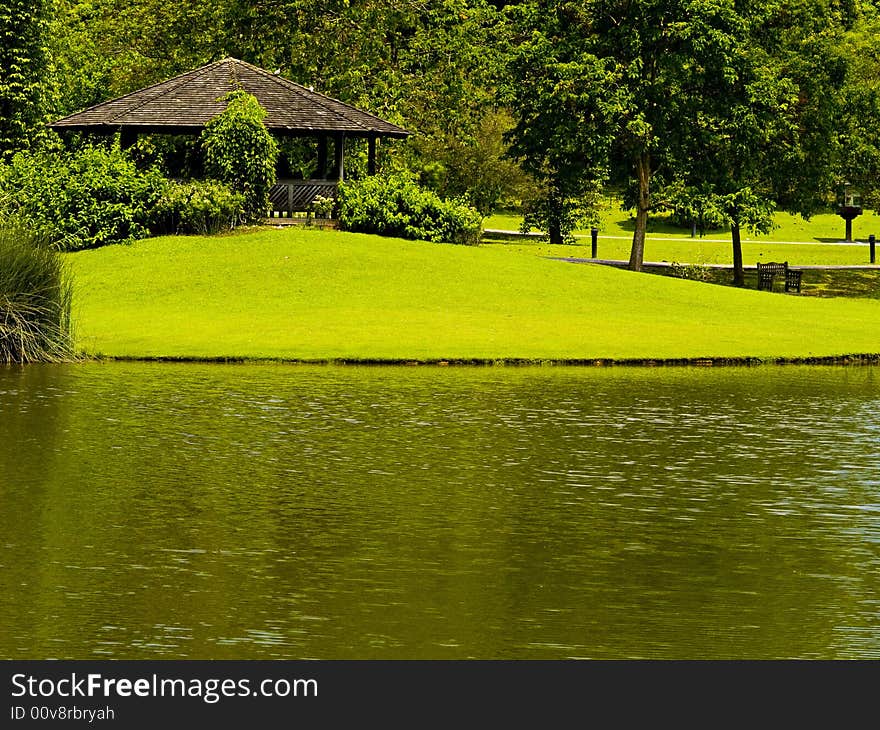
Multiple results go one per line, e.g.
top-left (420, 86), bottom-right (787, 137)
top-left (2, 0), bottom-right (878, 256)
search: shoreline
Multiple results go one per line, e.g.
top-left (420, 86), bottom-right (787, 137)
top-left (71, 353), bottom-right (880, 367)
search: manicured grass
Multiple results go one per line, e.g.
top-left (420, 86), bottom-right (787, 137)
top-left (485, 237), bottom-right (878, 267)
top-left (68, 227), bottom-right (880, 361)
top-left (485, 205), bottom-right (880, 245)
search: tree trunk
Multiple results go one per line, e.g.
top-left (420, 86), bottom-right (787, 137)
top-left (628, 153), bottom-right (650, 271)
top-left (548, 216), bottom-right (563, 245)
top-left (731, 219), bottom-right (744, 287)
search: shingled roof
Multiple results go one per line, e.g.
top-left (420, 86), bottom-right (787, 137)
top-left (49, 57), bottom-right (411, 138)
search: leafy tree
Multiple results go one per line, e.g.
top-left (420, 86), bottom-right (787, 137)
top-left (414, 109), bottom-right (534, 217)
top-left (664, 1), bottom-right (798, 285)
top-left (0, 0), bottom-right (49, 157)
top-left (503, 20), bottom-right (610, 243)
top-left (201, 90), bottom-right (279, 221)
top-left (835, 4), bottom-right (880, 212)
top-left (670, 0), bottom-right (857, 284)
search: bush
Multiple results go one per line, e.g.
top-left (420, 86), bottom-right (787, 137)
top-left (149, 179), bottom-right (244, 235)
top-left (337, 175), bottom-right (482, 246)
top-left (0, 228), bottom-right (74, 363)
top-left (668, 261), bottom-right (713, 282)
top-left (0, 143), bottom-right (166, 251)
top-left (201, 91), bottom-right (279, 222)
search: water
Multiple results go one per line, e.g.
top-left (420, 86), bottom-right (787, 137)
top-left (1, 363), bottom-right (879, 659)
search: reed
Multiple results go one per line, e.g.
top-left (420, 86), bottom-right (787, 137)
top-left (0, 229), bottom-right (75, 363)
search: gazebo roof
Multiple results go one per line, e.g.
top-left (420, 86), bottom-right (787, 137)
top-left (49, 57), bottom-right (411, 139)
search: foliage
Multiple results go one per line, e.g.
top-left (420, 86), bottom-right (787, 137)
top-left (0, 0), bottom-right (49, 157)
top-left (835, 5), bottom-right (880, 211)
top-left (668, 262), bottom-right (712, 282)
top-left (46, 0), bottom-right (507, 204)
top-left (520, 183), bottom-right (601, 245)
top-left (201, 90), bottom-right (279, 222)
top-left (0, 227), bottom-right (74, 363)
top-left (668, 0), bottom-right (850, 285)
top-left (130, 134), bottom-right (205, 180)
top-left (0, 141), bottom-right (166, 251)
top-left (504, 0), bottom-right (854, 270)
top-left (149, 179), bottom-right (244, 235)
top-left (414, 109), bottom-right (535, 217)
top-left (310, 195), bottom-right (335, 219)
top-left (337, 175), bottom-right (482, 246)
top-left (503, 12), bottom-right (614, 245)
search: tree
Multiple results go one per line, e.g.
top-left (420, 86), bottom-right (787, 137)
top-left (671, 0), bottom-right (859, 284)
top-left (835, 3), bottom-right (880, 212)
top-left (0, 0), bottom-right (49, 157)
top-left (665, 0), bottom-right (800, 286)
top-left (201, 91), bottom-right (278, 221)
top-left (505, 0), bottom-right (853, 271)
top-left (506, 0), bottom-right (720, 267)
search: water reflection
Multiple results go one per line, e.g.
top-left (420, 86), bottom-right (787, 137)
top-left (1, 363), bottom-right (879, 658)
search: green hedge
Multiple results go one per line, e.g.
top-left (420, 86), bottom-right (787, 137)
top-left (337, 175), bottom-right (482, 246)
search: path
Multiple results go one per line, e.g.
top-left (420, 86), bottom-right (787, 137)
top-left (550, 257), bottom-right (880, 270)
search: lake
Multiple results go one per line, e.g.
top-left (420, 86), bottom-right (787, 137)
top-left (1, 363), bottom-right (879, 659)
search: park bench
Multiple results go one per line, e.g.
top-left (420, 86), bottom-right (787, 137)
top-left (756, 261), bottom-right (802, 293)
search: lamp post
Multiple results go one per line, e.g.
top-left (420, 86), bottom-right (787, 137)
top-left (837, 182), bottom-right (862, 243)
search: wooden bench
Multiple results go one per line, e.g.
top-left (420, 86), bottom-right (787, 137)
top-left (756, 261), bottom-right (801, 293)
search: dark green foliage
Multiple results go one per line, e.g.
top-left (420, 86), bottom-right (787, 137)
top-left (0, 228), bottom-right (74, 363)
top-left (149, 180), bottom-right (244, 235)
top-left (201, 91), bottom-right (278, 221)
top-left (0, 143), bottom-right (166, 251)
top-left (338, 175), bottom-right (482, 246)
top-left (520, 182), bottom-right (602, 245)
top-left (0, 0), bottom-right (49, 157)
top-left (414, 109), bottom-right (534, 217)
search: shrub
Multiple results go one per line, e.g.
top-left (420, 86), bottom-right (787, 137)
top-left (0, 228), bottom-right (74, 363)
top-left (0, 143), bottom-right (166, 251)
top-left (149, 179), bottom-right (244, 235)
top-left (668, 261), bottom-right (713, 282)
top-left (201, 91), bottom-right (279, 222)
top-left (337, 175), bottom-right (482, 246)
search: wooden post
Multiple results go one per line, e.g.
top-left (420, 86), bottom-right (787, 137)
top-left (368, 135), bottom-right (377, 176)
top-left (334, 132), bottom-right (345, 181)
top-left (317, 135), bottom-right (328, 179)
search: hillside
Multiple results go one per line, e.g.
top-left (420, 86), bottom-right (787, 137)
top-left (68, 227), bottom-right (880, 362)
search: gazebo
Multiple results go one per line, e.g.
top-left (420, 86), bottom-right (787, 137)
top-left (49, 57), bottom-right (411, 215)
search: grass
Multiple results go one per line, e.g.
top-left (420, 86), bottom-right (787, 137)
top-left (67, 226), bottom-right (880, 362)
top-left (0, 229), bottom-right (75, 363)
top-left (484, 236), bottom-right (879, 267)
top-left (653, 267), bottom-right (880, 299)
top-left (485, 204), bottom-right (880, 246)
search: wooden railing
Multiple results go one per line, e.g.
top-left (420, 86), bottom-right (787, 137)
top-left (269, 179), bottom-right (339, 216)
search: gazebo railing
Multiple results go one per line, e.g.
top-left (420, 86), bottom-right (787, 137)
top-left (269, 179), bottom-right (339, 217)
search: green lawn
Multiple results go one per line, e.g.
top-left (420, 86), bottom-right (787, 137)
top-left (485, 237), bottom-right (878, 267)
top-left (68, 227), bottom-right (880, 362)
top-left (485, 205), bottom-right (880, 246)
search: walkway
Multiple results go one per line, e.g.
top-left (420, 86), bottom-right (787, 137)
top-left (552, 258), bottom-right (880, 271)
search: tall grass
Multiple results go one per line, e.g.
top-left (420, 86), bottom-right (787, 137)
top-left (0, 229), bottom-right (75, 363)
